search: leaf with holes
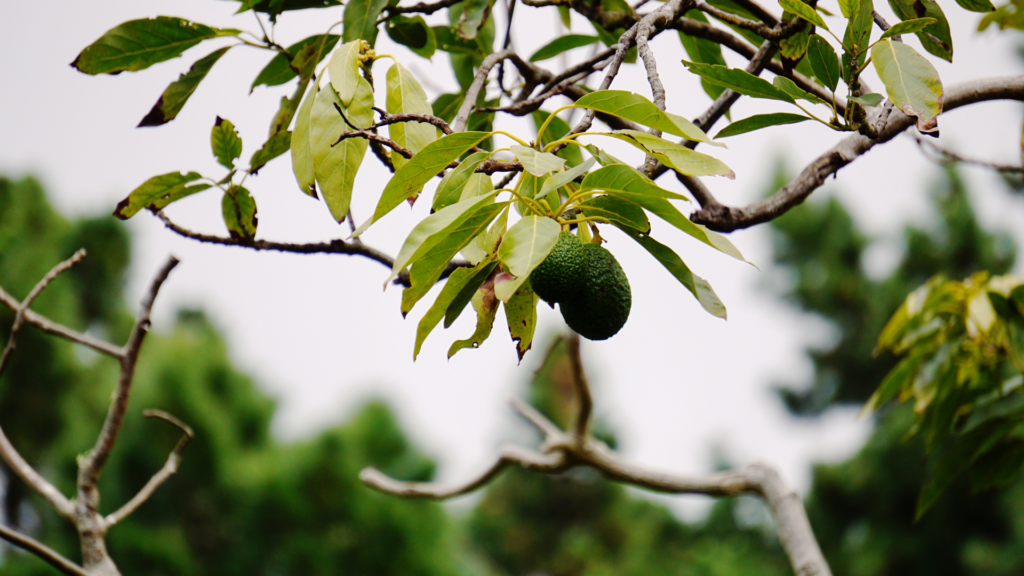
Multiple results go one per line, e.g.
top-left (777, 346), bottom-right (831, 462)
top-left (222, 185), bottom-right (257, 239)
top-left (211, 117), bottom-right (243, 169)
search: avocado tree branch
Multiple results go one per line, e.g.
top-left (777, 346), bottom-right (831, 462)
top-left (0, 525), bottom-right (90, 576)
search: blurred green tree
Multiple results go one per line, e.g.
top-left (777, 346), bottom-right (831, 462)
top-left (0, 176), bottom-right (460, 576)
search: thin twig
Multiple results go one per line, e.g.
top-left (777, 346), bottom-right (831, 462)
top-left (106, 410), bottom-right (193, 528)
top-left (0, 288), bottom-right (122, 357)
top-left (872, 10), bottom-right (903, 42)
top-left (565, 334), bottom-right (592, 442)
top-left (0, 525), bottom-right (90, 576)
top-left (453, 50), bottom-right (518, 132)
top-left (912, 132), bottom-right (1024, 172)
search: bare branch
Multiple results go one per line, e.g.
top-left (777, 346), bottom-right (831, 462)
top-left (509, 396), bottom-right (566, 441)
top-left (871, 10), bottom-right (903, 43)
top-left (152, 211), bottom-right (470, 288)
top-left (334, 129), bottom-right (415, 159)
top-left (105, 410), bottom-right (193, 528)
top-left (77, 257), bottom-right (179, 492)
top-left (912, 132), bottom-right (1024, 172)
top-left (371, 109), bottom-right (455, 135)
top-left (453, 50), bottom-right (518, 132)
top-left (0, 289), bottom-right (121, 357)
top-left (381, 0), bottom-right (462, 18)
top-left (0, 524), bottom-right (90, 576)
top-left (694, 1), bottom-right (806, 41)
top-left (690, 74), bottom-right (1024, 231)
top-left (360, 445), bottom-right (567, 499)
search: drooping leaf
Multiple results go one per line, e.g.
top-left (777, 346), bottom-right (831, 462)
top-left (311, 80), bottom-right (374, 222)
top-left (344, 0), bottom-right (389, 44)
top-left (511, 145), bottom-right (565, 177)
top-left (72, 17), bottom-right (239, 75)
top-left (956, 0), bottom-right (995, 12)
top-left (249, 131), bottom-right (292, 174)
top-left (433, 151), bottom-right (492, 212)
top-left (355, 131), bottom-right (493, 236)
top-left (881, 17), bottom-right (939, 39)
top-left (779, 0), bottom-right (828, 28)
top-left (573, 91), bottom-right (719, 145)
top-left (401, 201), bottom-right (507, 314)
top-left (715, 113), bottom-right (812, 138)
top-left (268, 77), bottom-right (309, 136)
top-left (386, 15), bottom-right (436, 58)
top-left (841, 0), bottom-right (874, 81)
top-left (211, 117), bottom-right (243, 169)
top-left (459, 176), bottom-right (497, 264)
top-left (529, 35), bottom-right (601, 62)
top-left (616, 225), bottom-right (727, 318)
top-left (414, 259), bottom-right (496, 359)
top-left (446, 260), bottom-right (500, 328)
top-left (681, 61), bottom-right (795, 103)
top-left (289, 81), bottom-right (318, 197)
top-left (872, 39), bottom-right (944, 133)
top-left (679, 10), bottom-right (728, 101)
top-left (806, 35), bottom-right (841, 92)
top-left (581, 166), bottom-right (747, 262)
top-left (251, 34), bottom-right (339, 91)
top-left (389, 192), bottom-right (499, 285)
top-left (387, 63), bottom-right (437, 172)
top-left (779, 14), bottom-right (812, 59)
top-left (458, 0), bottom-right (492, 39)
top-left (448, 278), bottom-right (499, 358)
top-left (113, 171), bottom-right (211, 219)
top-left (328, 41), bottom-right (364, 107)
top-left (222, 185), bottom-right (258, 239)
top-left (494, 216), bottom-right (561, 301)
top-left (579, 195), bottom-right (650, 232)
top-left (604, 130), bottom-right (735, 178)
top-left (138, 47), bottom-right (230, 127)
top-left (504, 281), bottom-right (539, 361)
top-left (888, 0), bottom-right (953, 61)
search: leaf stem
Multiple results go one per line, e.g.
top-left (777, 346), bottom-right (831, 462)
top-left (535, 105), bottom-right (575, 146)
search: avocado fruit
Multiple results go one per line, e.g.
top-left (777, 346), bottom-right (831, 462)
top-left (559, 243), bottom-right (631, 341)
top-left (530, 231), bottom-right (586, 303)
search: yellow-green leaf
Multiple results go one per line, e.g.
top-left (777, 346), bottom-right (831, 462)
top-left (386, 63), bottom-right (437, 172)
top-left (495, 216), bottom-right (561, 301)
top-left (290, 81), bottom-right (318, 197)
top-left (311, 80), bottom-right (373, 222)
top-left (871, 39), bottom-right (944, 134)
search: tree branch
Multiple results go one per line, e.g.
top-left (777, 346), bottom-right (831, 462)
top-left (105, 410), bottom-right (193, 528)
top-left (690, 74), bottom-right (1024, 231)
top-left (0, 524), bottom-right (90, 576)
top-left (0, 288), bottom-right (122, 357)
top-left (912, 132), bottom-right (1023, 172)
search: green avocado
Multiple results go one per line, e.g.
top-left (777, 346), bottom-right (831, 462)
top-left (529, 231), bottom-right (586, 303)
top-left (559, 243), bottom-right (631, 341)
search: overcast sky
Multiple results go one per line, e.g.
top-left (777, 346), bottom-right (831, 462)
top-left (2, 1), bottom-right (1023, 518)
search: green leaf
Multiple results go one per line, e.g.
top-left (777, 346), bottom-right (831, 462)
top-left (236, 0), bottom-right (342, 16)
top-left (386, 63), bottom-right (437, 172)
top-left (539, 157), bottom-right (598, 197)
top-left (679, 10), bottom-right (728, 101)
top-left (289, 81), bottom-right (318, 197)
top-left (681, 61), bottom-right (795, 103)
top-left (872, 39), bottom-right (944, 133)
top-left (779, 15), bottom-right (812, 59)
top-left (432, 25), bottom-right (486, 57)
top-left (504, 282), bottom-right (539, 361)
top-left (433, 93), bottom-right (464, 123)
top-left (251, 34), bottom-right (339, 91)
top-left (72, 17), bottom-right (238, 75)
top-left (211, 117), bottom-right (243, 169)
top-left (433, 151), bottom-right (492, 212)
top-left (529, 35), bottom-right (601, 62)
top-left (715, 113), bottom-right (812, 138)
top-left (579, 195), bottom-right (650, 232)
top-left (414, 259), bottom-right (496, 359)
top-left (386, 16), bottom-right (436, 58)
top-left (603, 130), bottom-right (735, 178)
top-left (881, 17), bottom-right (938, 39)
top-left (448, 279), bottom-right (499, 358)
top-left (495, 216), bottom-right (562, 301)
top-left (312, 80), bottom-right (374, 222)
top-left (862, 356), bottom-right (921, 415)
top-left (779, 0), bottom-right (828, 29)
top-left (956, 0), bottom-right (995, 12)
top-left (616, 225), bottom-right (727, 318)
top-left (585, 144), bottom-right (629, 167)
top-left (249, 131), bottom-right (292, 174)
top-left (389, 192), bottom-right (499, 285)
top-left (113, 171), bottom-right (211, 219)
top-left (531, 110), bottom-right (584, 166)
top-left (328, 41), bottom-right (364, 107)
top-left (446, 260), bottom-right (499, 328)
top-left (573, 91), bottom-right (719, 145)
top-left (849, 93), bottom-right (884, 106)
top-left (581, 166), bottom-right (747, 262)
top-left (887, 0), bottom-right (953, 61)
top-left (222, 185), bottom-right (258, 239)
top-left (806, 35), bottom-right (841, 92)
top-left (773, 76), bottom-right (828, 105)
top-left (511, 145), bottom-right (565, 177)
top-left (355, 131), bottom-right (493, 236)
top-left (344, 0), bottom-right (389, 44)
top-left (137, 47), bottom-right (230, 127)
top-left (401, 201), bottom-right (507, 314)
top-left (268, 77), bottom-right (309, 136)
top-left (458, 0), bottom-right (492, 40)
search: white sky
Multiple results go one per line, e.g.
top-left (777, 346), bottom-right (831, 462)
top-left (2, 1), bottom-right (1023, 519)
